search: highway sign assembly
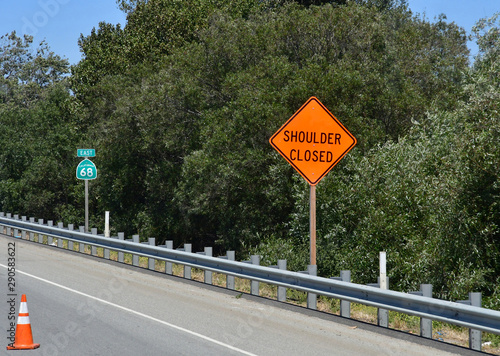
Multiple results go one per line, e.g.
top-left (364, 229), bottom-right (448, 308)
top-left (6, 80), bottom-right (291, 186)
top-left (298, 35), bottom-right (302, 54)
top-left (76, 150), bottom-right (97, 233)
top-left (270, 97), bottom-right (356, 266)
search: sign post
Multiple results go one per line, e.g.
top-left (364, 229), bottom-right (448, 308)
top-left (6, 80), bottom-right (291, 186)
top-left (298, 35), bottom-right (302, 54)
top-left (76, 150), bottom-right (97, 233)
top-left (270, 97), bottom-right (356, 265)
top-left (310, 184), bottom-right (316, 265)
top-left (85, 180), bottom-right (89, 233)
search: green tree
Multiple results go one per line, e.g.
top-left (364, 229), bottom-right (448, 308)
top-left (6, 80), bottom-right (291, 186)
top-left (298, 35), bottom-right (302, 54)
top-left (0, 83), bottom-right (81, 221)
top-left (115, 0), bottom-right (408, 12)
top-left (83, 55), bottom-right (206, 241)
top-left (172, 2), bottom-right (468, 253)
top-left (0, 32), bottom-right (79, 222)
top-left (72, 1), bottom-right (469, 258)
top-left (73, 0), bottom-right (266, 101)
top-left (282, 13), bottom-right (499, 304)
top-left (1, 32), bottom-right (69, 106)
top-left (70, 23), bottom-right (127, 106)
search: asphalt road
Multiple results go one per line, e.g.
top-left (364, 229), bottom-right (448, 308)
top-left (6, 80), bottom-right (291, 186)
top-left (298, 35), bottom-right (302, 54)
top-left (0, 234), bottom-right (480, 356)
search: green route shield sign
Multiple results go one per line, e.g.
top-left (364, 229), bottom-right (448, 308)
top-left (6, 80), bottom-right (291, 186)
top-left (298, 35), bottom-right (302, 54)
top-left (76, 159), bottom-right (97, 180)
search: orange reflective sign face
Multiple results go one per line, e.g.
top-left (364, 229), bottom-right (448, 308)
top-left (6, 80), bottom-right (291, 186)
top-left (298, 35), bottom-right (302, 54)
top-left (270, 97), bottom-right (356, 185)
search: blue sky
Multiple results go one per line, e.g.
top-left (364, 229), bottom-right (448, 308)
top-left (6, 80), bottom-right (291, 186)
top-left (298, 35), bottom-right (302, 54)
top-left (0, 0), bottom-right (127, 65)
top-left (0, 0), bottom-right (498, 65)
top-left (408, 0), bottom-right (498, 59)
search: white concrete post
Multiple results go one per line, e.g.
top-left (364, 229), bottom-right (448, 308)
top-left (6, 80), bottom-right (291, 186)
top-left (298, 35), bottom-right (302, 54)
top-left (105, 211), bottom-right (110, 238)
top-left (380, 251), bottom-right (387, 290)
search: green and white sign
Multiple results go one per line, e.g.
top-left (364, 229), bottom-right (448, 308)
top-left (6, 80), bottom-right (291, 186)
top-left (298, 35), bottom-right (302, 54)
top-left (77, 148), bottom-right (96, 157)
top-left (76, 159), bottom-right (97, 180)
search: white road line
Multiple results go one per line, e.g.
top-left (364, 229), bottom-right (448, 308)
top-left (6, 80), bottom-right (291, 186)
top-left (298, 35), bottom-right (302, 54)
top-left (0, 263), bottom-right (258, 356)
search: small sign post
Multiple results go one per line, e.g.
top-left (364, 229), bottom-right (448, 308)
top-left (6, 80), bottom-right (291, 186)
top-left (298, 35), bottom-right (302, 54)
top-left (270, 97), bottom-right (356, 265)
top-left (76, 152), bottom-right (97, 233)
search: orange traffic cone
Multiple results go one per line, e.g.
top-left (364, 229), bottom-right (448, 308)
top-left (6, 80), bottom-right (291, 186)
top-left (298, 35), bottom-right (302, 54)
top-left (6, 294), bottom-right (40, 350)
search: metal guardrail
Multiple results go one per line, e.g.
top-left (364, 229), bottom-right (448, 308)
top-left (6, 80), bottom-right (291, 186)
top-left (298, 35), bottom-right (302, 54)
top-left (1, 213), bottom-right (499, 343)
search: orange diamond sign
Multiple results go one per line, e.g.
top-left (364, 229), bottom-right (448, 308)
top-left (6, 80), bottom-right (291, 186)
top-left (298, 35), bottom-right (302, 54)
top-left (270, 97), bottom-right (356, 185)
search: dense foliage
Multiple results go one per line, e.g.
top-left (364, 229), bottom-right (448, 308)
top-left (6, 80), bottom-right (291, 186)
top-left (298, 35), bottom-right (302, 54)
top-left (0, 33), bottom-right (81, 221)
top-left (1, 1), bottom-right (498, 306)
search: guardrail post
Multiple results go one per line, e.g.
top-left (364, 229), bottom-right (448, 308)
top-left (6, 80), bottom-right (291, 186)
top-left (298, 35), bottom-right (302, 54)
top-left (79, 226), bottom-right (85, 252)
top-left (420, 284), bottom-right (432, 338)
top-left (47, 220), bottom-right (53, 245)
top-left (91, 228), bottom-right (98, 256)
top-left (377, 276), bottom-right (389, 328)
top-left (457, 292), bottom-right (483, 351)
top-left (13, 214), bottom-right (19, 238)
top-left (13, 214), bottom-right (18, 236)
top-left (118, 233), bottom-right (125, 263)
top-left (307, 265), bottom-right (317, 310)
top-left (183, 244), bottom-right (192, 279)
top-left (277, 260), bottom-right (287, 302)
top-left (225, 251), bottom-right (236, 290)
top-left (7, 213), bottom-right (12, 236)
top-left (103, 237), bottom-right (110, 260)
top-left (250, 255), bottom-right (260, 296)
top-left (161, 241), bottom-right (173, 274)
top-left (148, 238), bottom-right (155, 270)
top-left (21, 216), bottom-right (27, 239)
top-left (340, 270), bottom-right (351, 318)
top-left (57, 222), bottom-right (64, 247)
top-left (68, 224), bottom-right (74, 251)
top-left (132, 235), bottom-right (140, 266)
top-left (0, 212), bottom-right (4, 234)
top-left (204, 247), bottom-right (213, 284)
top-left (103, 231), bottom-right (111, 260)
top-left (38, 219), bottom-right (44, 243)
top-left (29, 218), bottom-right (35, 241)
top-left (469, 292), bottom-right (482, 351)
